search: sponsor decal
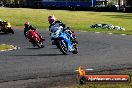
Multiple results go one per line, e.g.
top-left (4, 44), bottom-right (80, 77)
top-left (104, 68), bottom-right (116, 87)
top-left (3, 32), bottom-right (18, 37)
top-left (75, 66), bottom-right (130, 84)
top-left (85, 74), bottom-right (130, 83)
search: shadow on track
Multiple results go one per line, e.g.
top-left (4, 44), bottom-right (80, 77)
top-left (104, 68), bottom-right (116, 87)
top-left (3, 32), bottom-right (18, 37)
top-left (27, 48), bottom-right (42, 50)
top-left (50, 47), bottom-right (59, 50)
top-left (0, 32), bottom-right (14, 35)
top-left (0, 33), bottom-right (6, 35)
top-left (10, 53), bottom-right (63, 56)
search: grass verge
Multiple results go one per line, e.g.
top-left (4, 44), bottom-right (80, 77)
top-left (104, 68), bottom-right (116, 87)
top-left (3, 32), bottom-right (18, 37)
top-left (0, 44), bottom-right (14, 51)
top-left (0, 7), bottom-right (132, 34)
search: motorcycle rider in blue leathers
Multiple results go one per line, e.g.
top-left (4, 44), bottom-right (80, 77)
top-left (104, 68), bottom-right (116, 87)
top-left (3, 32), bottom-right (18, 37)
top-left (48, 15), bottom-right (78, 45)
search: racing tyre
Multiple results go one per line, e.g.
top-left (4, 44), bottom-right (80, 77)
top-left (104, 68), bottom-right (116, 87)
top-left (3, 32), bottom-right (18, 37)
top-left (9, 28), bottom-right (14, 34)
top-left (34, 42), bottom-right (41, 48)
top-left (72, 44), bottom-right (78, 54)
top-left (58, 40), bottom-right (68, 55)
top-left (11, 29), bottom-right (14, 34)
top-left (36, 41), bottom-right (44, 48)
top-left (41, 45), bottom-right (44, 48)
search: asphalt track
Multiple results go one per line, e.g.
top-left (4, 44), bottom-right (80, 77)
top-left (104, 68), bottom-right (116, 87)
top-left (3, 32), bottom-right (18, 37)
top-left (0, 29), bottom-right (132, 87)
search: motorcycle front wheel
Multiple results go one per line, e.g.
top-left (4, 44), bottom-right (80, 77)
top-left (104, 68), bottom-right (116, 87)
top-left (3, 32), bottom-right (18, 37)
top-left (72, 44), bottom-right (78, 54)
top-left (58, 40), bottom-right (68, 55)
top-left (8, 28), bottom-right (14, 34)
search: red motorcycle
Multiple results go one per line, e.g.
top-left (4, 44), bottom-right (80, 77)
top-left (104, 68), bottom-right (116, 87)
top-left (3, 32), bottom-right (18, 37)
top-left (26, 30), bottom-right (44, 48)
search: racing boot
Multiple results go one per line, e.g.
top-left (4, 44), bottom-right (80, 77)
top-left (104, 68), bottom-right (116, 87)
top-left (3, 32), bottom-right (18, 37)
top-left (38, 35), bottom-right (45, 42)
top-left (71, 37), bottom-right (78, 44)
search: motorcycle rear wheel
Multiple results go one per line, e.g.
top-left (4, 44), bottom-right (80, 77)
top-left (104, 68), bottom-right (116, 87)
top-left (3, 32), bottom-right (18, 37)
top-left (35, 41), bottom-right (44, 48)
top-left (35, 42), bottom-right (41, 48)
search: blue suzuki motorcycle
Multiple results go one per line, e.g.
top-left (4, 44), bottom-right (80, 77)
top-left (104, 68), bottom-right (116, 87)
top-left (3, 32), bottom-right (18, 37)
top-left (50, 26), bottom-right (78, 55)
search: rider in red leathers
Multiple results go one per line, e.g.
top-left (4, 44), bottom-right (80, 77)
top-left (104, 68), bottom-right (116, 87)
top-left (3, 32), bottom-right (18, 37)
top-left (24, 22), bottom-right (45, 41)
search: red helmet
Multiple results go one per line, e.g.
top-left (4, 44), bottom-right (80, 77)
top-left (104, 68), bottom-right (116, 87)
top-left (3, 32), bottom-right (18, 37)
top-left (24, 22), bottom-right (30, 26)
top-left (48, 15), bottom-right (56, 24)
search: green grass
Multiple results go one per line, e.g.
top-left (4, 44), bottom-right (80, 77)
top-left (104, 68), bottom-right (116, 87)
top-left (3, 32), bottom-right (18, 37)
top-left (0, 44), bottom-right (14, 51)
top-left (0, 7), bottom-right (132, 34)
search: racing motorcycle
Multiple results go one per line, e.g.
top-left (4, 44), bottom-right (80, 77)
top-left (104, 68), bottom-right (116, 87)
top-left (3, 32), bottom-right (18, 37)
top-left (50, 26), bottom-right (78, 55)
top-left (64, 27), bottom-right (78, 44)
top-left (26, 30), bottom-right (44, 48)
top-left (0, 22), bottom-right (14, 34)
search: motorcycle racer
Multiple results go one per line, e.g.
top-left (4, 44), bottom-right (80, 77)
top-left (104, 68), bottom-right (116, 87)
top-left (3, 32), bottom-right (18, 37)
top-left (0, 19), bottom-right (2, 27)
top-left (24, 22), bottom-right (45, 41)
top-left (0, 20), bottom-right (14, 34)
top-left (26, 29), bottom-right (44, 48)
top-left (48, 15), bottom-right (78, 44)
top-left (0, 19), bottom-right (3, 30)
top-left (0, 20), bottom-right (11, 27)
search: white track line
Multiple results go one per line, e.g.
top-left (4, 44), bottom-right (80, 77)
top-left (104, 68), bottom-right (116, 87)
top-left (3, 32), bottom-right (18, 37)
top-left (108, 33), bottom-right (113, 35)
top-left (121, 34), bottom-right (127, 35)
top-left (81, 31), bottom-right (127, 36)
top-left (95, 32), bottom-right (101, 34)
